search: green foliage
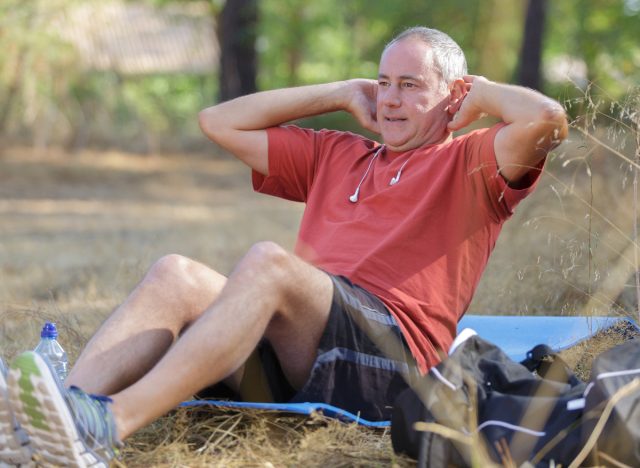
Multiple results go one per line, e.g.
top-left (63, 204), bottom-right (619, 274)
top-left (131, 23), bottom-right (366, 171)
top-left (256, 0), bottom-right (526, 131)
top-left (64, 72), bottom-right (217, 150)
top-left (0, 0), bottom-right (220, 150)
top-left (259, 0), bottom-right (534, 86)
top-left (545, 0), bottom-right (640, 105)
top-left (0, 0), bottom-right (83, 133)
top-left (1, 0), bottom-right (639, 150)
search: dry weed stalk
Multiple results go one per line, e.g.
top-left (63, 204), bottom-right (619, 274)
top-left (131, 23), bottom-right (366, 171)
top-left (412, 421), bottom-right (471, 446)
top-left (568, 378), bottom-right (640, 468)
top-left (597, 450), bottom-right (634, 468)
top-left (569, 87), bottom-right (640, 321)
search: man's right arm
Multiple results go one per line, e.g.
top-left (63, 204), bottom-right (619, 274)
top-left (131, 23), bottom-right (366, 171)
top-left (198, 80), bottom-right (379, 176)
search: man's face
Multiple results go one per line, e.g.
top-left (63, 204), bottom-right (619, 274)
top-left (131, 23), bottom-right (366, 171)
top-left (377, 38), bottom-right (451, 151)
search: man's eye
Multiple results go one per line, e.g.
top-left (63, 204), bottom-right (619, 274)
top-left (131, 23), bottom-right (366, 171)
top-left (378, 81), bottom-right (390, 87)
top-left (402, 82), bottom-right (415, 88)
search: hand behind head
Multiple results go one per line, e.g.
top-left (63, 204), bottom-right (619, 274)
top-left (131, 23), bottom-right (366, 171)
top-left (347, 79), bottom-right (381, 135)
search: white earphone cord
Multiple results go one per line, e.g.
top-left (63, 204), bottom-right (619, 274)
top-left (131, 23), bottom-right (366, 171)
top-left (349, 146), bottom-right (384, 203)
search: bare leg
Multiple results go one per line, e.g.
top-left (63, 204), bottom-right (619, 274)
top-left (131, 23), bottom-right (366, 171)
top-left (110, 241), bottom-right (333, 440)
top-left (67, 254), bottom-right (227, 395)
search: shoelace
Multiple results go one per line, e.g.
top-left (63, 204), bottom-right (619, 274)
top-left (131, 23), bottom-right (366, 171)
top-left (66, 386), bottom-right (121, 456)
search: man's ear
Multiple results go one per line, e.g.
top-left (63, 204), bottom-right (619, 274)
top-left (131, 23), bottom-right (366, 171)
top-left (448, 78), bottom-right (467, 103)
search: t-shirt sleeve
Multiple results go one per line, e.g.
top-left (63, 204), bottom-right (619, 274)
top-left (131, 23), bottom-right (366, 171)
top-left (465, 123), bottom-right (545, 222)
top-left (252, 125), bottom-right (319, 202)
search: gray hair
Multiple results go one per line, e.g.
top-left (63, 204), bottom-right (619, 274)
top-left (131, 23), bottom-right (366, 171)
top-left (384, 27), bottom-right (467, 88)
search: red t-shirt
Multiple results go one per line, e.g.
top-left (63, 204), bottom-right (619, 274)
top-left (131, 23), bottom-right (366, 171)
top-left (253, 124), bottom-right (542, 372)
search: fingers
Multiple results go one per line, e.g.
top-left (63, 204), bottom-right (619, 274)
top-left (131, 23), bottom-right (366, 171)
top-left (350, 97), bottom-right (379, 134)
top-left (447, 95), bottom-right (466, 116)
top-left (360, 114), bottom-right (380, 134)
top-left (447, 113), bottom-right (465, 132)
top-left (349, 80), bottom-right (380, 134)
top-left (447, 98), bottom-right (472, 131)
top-left (446, 76), bottom-right (486, 131)
top-left (447, 108), bottom-right (487, 132)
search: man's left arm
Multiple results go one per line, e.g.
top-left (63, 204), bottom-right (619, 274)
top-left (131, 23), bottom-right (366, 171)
top-left (447, 75), bottom-right (568, 185)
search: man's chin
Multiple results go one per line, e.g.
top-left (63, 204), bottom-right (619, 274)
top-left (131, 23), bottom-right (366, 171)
top-left (383, 131), bottom-right (451, 151)
top-left (382, 139), bottom-right (419, 152)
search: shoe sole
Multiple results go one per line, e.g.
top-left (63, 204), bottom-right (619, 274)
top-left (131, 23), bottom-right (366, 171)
top-left (0, 362), bottom-right (33, 467)
top-left (7, 352), bottom-right (108, 468)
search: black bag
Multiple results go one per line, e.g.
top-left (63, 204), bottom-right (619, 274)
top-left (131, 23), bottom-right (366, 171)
top-left (391, 333), bottom-right (640, 467)
top-left (581, 338), bottom-right (640, 466)
top-left (391, 384), bottom-right (467, 466)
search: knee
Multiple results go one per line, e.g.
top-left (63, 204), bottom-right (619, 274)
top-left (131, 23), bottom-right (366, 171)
top-left (147, 253), bottom-right (192, 281)
top-left (241, 242), bottom-right (291, 281)
top-left (145, 254), bottom-right (213, 296)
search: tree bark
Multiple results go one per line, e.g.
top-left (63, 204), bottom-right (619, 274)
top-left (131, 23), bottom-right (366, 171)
top-left (517, 0), bottom-right (547, 91)
top-left (0, 50), bottom-right (26, 137)
top-left (217, 0), bottom-right (258, 102)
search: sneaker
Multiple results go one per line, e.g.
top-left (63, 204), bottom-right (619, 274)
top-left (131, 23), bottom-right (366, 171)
top-left (0, 357), bottom-right (33, 467)
top-left (7, 351), bottom-right (121, 468)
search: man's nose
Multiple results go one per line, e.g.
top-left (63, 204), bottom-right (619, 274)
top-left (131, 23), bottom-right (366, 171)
top-left (382, 85), bottom-right (401, 107)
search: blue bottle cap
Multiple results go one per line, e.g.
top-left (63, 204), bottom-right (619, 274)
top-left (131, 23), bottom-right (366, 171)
top-left (40, 322), bottom-right (58, 339)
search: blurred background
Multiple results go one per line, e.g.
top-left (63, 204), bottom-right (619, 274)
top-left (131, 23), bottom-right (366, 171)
top-left (1, 0), bottom-right (638, 152)
top-left (1, 0), bottom-right (640, 355)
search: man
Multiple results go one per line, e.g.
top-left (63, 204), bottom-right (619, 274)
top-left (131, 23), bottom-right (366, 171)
top-left (1, 27), bottom-right (567, 466)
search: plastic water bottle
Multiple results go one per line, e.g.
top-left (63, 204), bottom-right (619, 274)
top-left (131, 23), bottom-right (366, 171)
top-left (34, 322), bottom-right (69, 382)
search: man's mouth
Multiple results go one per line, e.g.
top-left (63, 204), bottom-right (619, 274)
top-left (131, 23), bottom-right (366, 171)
top-left (385, 117), bottom-right (407, 122)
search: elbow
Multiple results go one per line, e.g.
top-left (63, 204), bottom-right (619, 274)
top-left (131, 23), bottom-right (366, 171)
top-left (539, 101), bottom-right (569, 147)
top-left (198, 108), bottom-right (220, 143)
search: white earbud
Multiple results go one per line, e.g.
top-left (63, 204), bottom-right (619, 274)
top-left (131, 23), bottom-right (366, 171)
top-left (347, 146), bottom-right (384, 203)
top-left (349, 188), bottom-right (360, 203)
top-left (389, 159), bottom-right (410, 186)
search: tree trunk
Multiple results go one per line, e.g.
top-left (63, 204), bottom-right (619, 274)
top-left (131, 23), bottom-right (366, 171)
top-left (217, 0), bottom-right (258, 102)
top-left (0, 50), bottom-right (26, 137)
top-left (517, 0), bottom-right (547, 90)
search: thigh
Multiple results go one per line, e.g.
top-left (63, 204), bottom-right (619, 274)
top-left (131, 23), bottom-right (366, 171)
top-left (290, 275), bottom-right (420, 421)
top-left (260, 252), bottom-right (334, 389)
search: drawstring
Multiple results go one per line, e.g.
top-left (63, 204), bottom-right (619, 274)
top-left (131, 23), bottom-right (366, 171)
top-left (349, 145), bottom-right (384, 203)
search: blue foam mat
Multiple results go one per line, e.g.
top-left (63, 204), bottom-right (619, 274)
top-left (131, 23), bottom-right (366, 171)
top-left (178, 400), bottom-right (391, 427)
top-left (181, 315), bottom-right (639, 427)
top-left (457, 315), bottom-right (638, 362)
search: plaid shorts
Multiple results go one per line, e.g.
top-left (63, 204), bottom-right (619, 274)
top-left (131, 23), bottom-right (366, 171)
top-left (199, 274), bottom-right (420, 421)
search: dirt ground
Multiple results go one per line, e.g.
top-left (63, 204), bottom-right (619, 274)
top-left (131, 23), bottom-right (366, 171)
top-left (0, 146), bottom-right (303, 354)
top-left (0, 145), bottom-right (412, 466)
top-left (0, 135), bottom-right (638, 466)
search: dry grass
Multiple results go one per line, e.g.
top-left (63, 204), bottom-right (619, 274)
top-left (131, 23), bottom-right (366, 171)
top-left (559, 319), bottom-right (640, 381)
top-left (113, 325), bottom-right (635, 468)
top-left (119, 408), bottom-right (411, 467)
top-left (1, 113), bottom-right (638, 466)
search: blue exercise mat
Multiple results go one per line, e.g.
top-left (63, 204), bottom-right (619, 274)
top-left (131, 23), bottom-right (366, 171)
top-left (178, 400), bottom-right (391, 427)
top-left (458, 315), bottom-right (638, 362)
top-left (181, 315), bottom-right (638, 427)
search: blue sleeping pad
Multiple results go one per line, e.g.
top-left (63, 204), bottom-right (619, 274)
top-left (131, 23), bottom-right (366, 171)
top-left (180, 315), bottom-right (639, 427)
